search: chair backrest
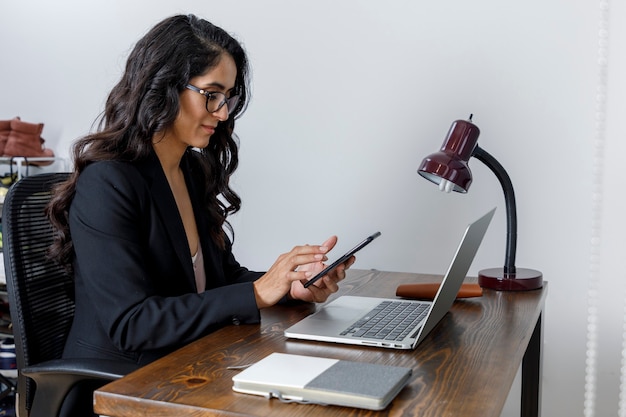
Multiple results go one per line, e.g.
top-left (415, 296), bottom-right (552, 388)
top-left (2, 172), bottom-right (72, 411)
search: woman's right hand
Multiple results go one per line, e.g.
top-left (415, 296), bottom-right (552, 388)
top-left (253, 240), bottom-right (335, 308)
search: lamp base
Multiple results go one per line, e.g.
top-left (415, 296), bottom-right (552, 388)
top-left (478, 267), bottom-right (543, 291)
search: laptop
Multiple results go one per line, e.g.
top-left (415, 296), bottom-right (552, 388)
top-left (284, 208), bottom-right (495, 350)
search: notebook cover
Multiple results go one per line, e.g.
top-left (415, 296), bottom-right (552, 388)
top-left (232, 353), bottom-right (412, 410)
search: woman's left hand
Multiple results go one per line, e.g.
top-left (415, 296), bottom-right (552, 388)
top-left (289, 236), bottom-right (355, 303)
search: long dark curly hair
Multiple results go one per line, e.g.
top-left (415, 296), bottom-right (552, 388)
top-left (47, 14), bottom-right (250, 269)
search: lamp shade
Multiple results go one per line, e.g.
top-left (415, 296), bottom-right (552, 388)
top-left (418, 119), bottom-right (480, 193)
top-left (417, 116), bottom-right (542, 291)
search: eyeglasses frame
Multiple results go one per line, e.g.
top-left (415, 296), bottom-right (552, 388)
top-left (185, 84), bottom-right (240, 116)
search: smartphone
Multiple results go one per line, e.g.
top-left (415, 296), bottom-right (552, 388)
top-left (303, 231), bottom-right (381, 288)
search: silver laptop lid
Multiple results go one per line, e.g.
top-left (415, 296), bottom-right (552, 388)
top-left (412, 207), bottom-right (495, 345)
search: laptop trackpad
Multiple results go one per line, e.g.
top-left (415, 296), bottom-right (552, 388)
top-left (308, 296), bottom-right (383, 323)
top-left (311, 304), bottom-right (364, 322)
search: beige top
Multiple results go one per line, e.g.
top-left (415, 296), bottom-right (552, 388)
top-left (191, 240), bottom-right (206, 293)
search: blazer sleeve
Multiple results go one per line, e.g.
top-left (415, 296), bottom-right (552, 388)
top-left (69, 161), bottom-right (261, 354)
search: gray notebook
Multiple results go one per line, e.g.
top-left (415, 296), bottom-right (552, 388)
top-left (232, 352), bottom-right (412, 410)
top-left (284, 208), bottom-right (495, 350)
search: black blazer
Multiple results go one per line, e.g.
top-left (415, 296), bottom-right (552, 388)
top-left (63, 150), bottom-right (263, 365)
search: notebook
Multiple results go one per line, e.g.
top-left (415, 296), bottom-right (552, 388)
top-left (232, 352), bottom-right (412, 410)
top-left (284, 208), bottom-right (495, 350)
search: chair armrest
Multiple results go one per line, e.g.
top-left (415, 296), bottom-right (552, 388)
top-left (23, 357), bottom-right (139, 380)
top-left (21, 358), bottom-right (139, 417)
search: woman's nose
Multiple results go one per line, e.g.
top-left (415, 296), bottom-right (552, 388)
top-left (213, 104), bottom-right (229, 121)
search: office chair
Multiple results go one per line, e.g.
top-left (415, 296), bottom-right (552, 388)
top-left (2, 172), bottom-right (137, 417)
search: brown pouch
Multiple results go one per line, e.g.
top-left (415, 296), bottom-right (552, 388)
top-left (4, 117), bottom-right (54, 165)
top-left (0, 119), bottom-right (11, 155)
top-left (396, 282), bottom-right (483, 300)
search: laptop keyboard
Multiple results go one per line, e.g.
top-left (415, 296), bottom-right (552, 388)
top-left (340, 300), bottom-right (430, 341)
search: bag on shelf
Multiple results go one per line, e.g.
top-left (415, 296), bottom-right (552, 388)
top-left (2, 117), bottom-right (54, 166)
top-left (0, 119), bottom-right (10, 156)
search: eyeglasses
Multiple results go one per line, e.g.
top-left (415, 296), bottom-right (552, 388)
top-left (185, 84), bottom-right (241, 115)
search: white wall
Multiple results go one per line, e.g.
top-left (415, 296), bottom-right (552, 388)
top-left (1, 1), bottom-right (624, 416)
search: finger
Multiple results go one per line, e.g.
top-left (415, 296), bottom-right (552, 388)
top-left (328, 260), bottom-right (350, 280)
top-left (321, 276), bottom-right (339, 293)
top-left (290, 254), bottom-right (328, 273)
top-left (320, 235), bottom-right (338, 251)
top-left (337, 256), bottom-right (356, 275)
top-left (303, 282), bottom-right (329, 303)
top-left (291, 243), bottom-right (330, 256)
top-left (291, 269), bottom-right (315, 282)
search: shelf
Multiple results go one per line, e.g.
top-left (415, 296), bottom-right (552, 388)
top-left (0, 156), bottom-right (69, 180)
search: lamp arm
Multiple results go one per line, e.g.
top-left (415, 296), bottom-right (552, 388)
top-left (471, 145), bottom-right (517, 274)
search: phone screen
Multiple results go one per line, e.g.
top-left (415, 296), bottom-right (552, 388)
top-left (303, 231), bottom-right (381, 288)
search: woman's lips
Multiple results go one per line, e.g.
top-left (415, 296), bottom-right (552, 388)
top-left (201, 125), bottom-right (216, 135)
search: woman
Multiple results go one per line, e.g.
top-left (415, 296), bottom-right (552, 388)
top-left (47, 14), bottom-right (352, 369)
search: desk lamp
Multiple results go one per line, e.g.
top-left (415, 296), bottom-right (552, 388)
top-left (417, 115), bottom-right (542, 291)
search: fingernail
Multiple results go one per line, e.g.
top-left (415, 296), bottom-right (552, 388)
top-left (315, 254), bottom-right (324, 260)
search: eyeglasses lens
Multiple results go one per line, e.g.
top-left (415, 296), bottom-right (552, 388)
top-left (206, 93), bottom-right (240, 115)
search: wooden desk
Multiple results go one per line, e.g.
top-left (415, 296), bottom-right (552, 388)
top-left (94, 269), bottom-right (547, 417)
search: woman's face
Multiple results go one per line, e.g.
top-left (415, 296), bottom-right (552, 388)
top-left (163, 53), bottom-right (238, 151)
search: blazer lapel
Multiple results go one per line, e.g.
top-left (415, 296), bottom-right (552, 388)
top-left (181, 151), bottom-right (228, 288)
top-left (137, 152), bottom-right (196, 289)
